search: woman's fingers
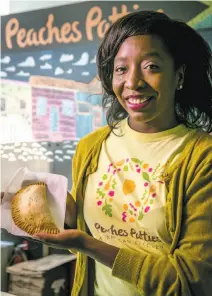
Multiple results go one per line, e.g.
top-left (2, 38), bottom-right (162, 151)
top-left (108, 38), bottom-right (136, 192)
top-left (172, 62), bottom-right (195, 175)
top-left (33, 232), bottom-right (58, 242)
top-left (33, 232), bottom-right (71, 249)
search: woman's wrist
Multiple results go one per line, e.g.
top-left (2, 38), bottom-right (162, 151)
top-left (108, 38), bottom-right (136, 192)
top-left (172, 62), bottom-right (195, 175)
top-left (79, 233), bottom-right (120, 268)
top-left (77, 231), bottom-right (91, 251)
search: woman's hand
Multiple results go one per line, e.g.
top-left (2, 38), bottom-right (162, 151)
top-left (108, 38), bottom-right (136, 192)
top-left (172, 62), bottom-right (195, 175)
top-left (33, 229), bottom-right (87, 250)
top-left (33, 230), bottom-right (120, 269)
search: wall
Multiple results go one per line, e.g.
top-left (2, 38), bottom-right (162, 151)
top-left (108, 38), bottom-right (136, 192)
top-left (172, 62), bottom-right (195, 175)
top-left (10, 0), bottom-right (85, 14)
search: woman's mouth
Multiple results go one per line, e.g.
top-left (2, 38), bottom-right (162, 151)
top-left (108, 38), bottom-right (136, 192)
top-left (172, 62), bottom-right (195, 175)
top-left (126, 96), bottom-right (153, 111)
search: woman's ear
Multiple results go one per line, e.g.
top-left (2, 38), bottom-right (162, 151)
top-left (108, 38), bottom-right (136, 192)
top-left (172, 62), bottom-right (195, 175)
top-left (176, 64), bottom-right (186, 90)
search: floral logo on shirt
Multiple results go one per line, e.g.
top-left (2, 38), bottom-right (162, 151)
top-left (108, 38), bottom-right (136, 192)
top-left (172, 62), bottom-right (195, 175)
top-left (96, 158), bottom-right (164, 222)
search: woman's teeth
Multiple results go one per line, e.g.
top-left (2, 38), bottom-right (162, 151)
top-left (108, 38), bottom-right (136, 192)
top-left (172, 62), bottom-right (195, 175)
top-left (128, 97), bottom-right (151, 104)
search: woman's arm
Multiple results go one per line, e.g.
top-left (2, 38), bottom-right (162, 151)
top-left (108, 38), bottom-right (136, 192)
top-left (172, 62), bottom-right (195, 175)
top-left (111, 161), bottom-right (212, 296)
top-left (34, 160), bottom-right (212, 296)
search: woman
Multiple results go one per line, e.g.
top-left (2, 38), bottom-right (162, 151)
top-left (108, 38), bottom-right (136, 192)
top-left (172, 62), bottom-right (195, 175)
top-left (35, 11), bottom-right (212, 296)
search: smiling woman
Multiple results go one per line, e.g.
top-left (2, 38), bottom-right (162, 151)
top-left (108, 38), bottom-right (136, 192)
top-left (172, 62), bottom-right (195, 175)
top-left (35, 10), bottom-right (212, 296)
top-left (112, 34), bottom-right (182, 133)
top-left (98, 11), bottom-right (212, 134)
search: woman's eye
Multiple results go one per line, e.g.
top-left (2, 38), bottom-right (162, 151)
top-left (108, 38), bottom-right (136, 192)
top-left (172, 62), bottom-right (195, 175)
top-left (115, 66), bottom-right (127, 73)
top-left (145, 64), bottom-right (159, 70)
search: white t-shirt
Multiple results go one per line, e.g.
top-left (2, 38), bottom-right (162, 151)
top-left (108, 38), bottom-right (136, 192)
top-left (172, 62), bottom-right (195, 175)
top-left (84, 119), bottom-right (192, 296)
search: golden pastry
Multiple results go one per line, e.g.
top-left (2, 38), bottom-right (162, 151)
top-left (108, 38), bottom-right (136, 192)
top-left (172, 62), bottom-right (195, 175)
top-left (11, 182), bottom-right (60, 235)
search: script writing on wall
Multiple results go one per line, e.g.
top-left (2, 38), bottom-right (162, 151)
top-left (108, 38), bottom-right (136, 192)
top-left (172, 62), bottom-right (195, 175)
top-left (5, 5), bottom-right (164, 49)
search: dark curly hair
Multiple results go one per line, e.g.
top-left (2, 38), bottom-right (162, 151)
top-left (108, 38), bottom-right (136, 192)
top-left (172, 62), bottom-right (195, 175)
top-left (97, 11), bottom-right (212, 133)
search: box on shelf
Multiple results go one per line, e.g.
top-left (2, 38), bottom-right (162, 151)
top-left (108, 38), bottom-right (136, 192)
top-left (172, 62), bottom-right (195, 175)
top-left (7, 254), bottom-right (76, 296)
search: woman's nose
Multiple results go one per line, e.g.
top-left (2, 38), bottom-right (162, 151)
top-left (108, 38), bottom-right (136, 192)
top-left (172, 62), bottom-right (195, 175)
top-left (125, 71), bottom-right (146, 90)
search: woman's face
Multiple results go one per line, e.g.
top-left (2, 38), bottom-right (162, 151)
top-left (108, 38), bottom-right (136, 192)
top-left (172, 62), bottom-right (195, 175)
top-left (112, 35), bottom-right (184, 133)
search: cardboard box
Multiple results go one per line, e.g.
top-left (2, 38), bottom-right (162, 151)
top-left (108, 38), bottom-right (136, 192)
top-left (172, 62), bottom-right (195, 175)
top-left (7, 254), bottom-right (76, 296)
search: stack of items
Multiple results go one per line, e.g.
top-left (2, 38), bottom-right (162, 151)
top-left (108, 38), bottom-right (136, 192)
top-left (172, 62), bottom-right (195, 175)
top-left (7, 254), bottom-right (76, 296)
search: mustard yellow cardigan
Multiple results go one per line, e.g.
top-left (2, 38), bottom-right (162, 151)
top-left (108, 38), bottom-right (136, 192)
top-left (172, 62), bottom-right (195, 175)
top-left (70, 125), bottom-right (212, 296)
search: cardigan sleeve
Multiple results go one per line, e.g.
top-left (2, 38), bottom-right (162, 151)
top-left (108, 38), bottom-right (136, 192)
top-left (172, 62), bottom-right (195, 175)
top-left (111, 161), bottom-right (212, 296)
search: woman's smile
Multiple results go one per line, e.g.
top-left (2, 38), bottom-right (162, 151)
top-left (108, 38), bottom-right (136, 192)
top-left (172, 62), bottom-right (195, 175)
top-left (126, 96), bottom-right (154, 111)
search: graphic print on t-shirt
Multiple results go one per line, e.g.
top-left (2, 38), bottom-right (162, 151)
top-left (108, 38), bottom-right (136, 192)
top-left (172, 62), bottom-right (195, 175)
top-left (95, 157), bottom-right (165, 223)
